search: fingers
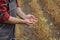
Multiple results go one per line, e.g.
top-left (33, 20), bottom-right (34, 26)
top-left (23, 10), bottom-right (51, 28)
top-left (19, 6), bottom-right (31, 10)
top-left (25, 14), bottom-right (38, 26)
top-left (26, 21), bottom-right (34, 26)
top-left (30, 18), bottom-right (38, 23)
top-left (27, 14), bottom-right (38, 21)
top-left (31, 15), bottom-right (37, 20)
top-left (27, 20), bottom-right (37, 26)
top-left (29, 15), bottom-right (38, 22)
top-left (27, 15), bottom-right (37, 20)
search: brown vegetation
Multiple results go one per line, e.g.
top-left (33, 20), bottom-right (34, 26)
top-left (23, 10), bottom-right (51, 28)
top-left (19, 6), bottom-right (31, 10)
top-left (16, 0), bottom-right (60, 40)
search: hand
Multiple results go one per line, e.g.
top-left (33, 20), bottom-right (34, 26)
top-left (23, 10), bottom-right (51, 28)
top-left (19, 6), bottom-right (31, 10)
top-left (26, 14), bottom-right (37, 19)
top-left (25, 19), bottom-right (35, 26)
top-left (23, 14), bottom-right (38, 26)
top-left (26, 14), bottom-right (38, 24)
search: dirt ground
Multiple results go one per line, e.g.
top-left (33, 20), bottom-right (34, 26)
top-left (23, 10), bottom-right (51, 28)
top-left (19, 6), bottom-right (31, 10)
top-left (16, 0), bottom-right (60, 40)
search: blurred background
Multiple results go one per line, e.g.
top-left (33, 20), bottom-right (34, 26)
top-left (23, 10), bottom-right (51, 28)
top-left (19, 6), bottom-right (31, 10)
top-left (16, 0), bottom-right (60, 40)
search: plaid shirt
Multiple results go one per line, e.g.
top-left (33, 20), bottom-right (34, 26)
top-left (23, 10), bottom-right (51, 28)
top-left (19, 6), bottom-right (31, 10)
top-left (0, 0), bottom-right (18, 22)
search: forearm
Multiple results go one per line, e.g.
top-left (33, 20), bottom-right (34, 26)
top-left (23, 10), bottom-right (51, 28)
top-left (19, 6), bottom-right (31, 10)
top-left (16, 7), bottom-right (27, 19)
top-left (5, 16), bottom-right (26, 24)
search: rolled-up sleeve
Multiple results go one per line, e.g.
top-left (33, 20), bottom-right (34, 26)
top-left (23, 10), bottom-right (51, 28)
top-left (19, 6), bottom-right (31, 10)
top-left (3, 12), bottom-right (9, 20)
top-left (0, 12), bottom-right (9, 22)
top-left (0, 6), bottom-right (9, 22)
top-left (16, 0), bottom-right (19, 7)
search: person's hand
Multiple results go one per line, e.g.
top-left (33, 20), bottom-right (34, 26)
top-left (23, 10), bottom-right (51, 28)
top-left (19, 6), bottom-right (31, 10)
top-left (26, 14), bottom-right (37, 19)
top-left (23, 14), bottom-right (38, 26)
top-left (25, 19), bottom-right (35, 26)
top-left (26, 14), bottom-right (38, 24)
top-left (24, 19), bottom-right (36, 26)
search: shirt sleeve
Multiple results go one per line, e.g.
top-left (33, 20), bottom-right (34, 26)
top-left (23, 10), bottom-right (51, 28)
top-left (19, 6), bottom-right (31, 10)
top-left (16, 0), bottom-right (19, 7)
top-left (0, 6), bottom-right (9, 22)
top-left (3, 12), bottom-right (9, 20)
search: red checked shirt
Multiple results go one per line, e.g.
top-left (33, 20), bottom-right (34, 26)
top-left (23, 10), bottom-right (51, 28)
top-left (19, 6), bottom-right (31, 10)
top-left (0, 0), bottom-right (18, 22)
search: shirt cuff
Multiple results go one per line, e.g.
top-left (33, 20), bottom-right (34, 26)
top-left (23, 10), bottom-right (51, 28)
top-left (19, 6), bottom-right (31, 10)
top-left (16, 0), bottom-right (19, 7)
top-left (3, 12), bottom-right (9, 20)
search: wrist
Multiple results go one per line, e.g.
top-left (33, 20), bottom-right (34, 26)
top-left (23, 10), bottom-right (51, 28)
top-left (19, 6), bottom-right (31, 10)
top-left (19, 19), bottom-right (26, 24)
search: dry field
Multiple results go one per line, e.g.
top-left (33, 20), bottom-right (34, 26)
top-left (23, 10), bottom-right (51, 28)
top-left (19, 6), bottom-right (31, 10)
top-left (16, 0), bottom-right (60, 40)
